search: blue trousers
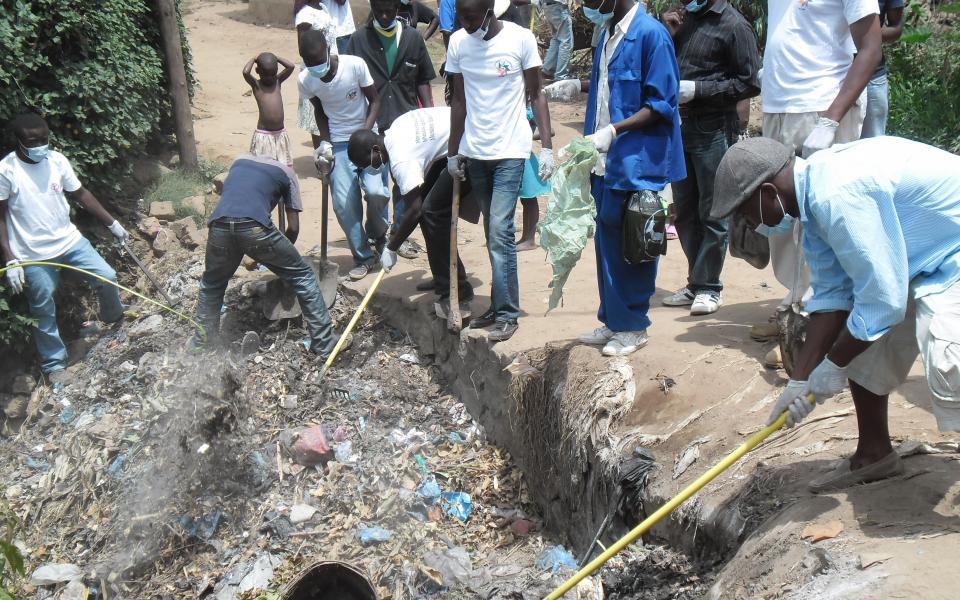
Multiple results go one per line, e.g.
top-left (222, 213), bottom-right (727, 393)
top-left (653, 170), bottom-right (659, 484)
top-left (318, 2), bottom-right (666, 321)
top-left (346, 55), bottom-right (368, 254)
top-left (330, 141), bottom-right (390, 265)
top-left (861, 73), bottom-right (889, 138)
top-left (592, 176), bottom-right (658, 332)
top-left (23, 237), bottom-right (124, 374)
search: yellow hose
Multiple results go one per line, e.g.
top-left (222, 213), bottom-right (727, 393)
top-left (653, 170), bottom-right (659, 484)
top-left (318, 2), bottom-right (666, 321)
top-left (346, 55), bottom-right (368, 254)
top-left (0, 260), bottom-right (206, 341)
top-left (544, 395), bottom-right (815, 599)
top-left (317, 268), bottom-right (386, 381)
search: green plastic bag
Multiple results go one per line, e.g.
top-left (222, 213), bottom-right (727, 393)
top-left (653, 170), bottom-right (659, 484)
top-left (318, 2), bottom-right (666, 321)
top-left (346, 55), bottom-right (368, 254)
top-left (537, 137), bottom-right (599, 312)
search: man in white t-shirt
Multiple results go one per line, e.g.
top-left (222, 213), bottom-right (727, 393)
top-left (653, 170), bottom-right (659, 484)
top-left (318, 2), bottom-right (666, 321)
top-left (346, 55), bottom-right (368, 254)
top-left (445, 0), bottom-right (555, 343)
top-left (0, 113), bottom-right (130, 383)
top-left (298, 29), bottom-right (390, 281)
top-left (745, 0), bottom-right (881, 367)
top-left (347, 107), bottom-right (482, 318)
top-left (321, 0), bottom-right (357, 52)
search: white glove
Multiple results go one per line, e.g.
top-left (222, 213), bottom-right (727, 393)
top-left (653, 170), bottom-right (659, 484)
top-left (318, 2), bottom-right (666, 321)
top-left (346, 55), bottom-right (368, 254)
top-left (543, 79), bottom-right (581, 103)
top-left (313, 142), bottom-right (335, 178)
top-left (380, 247), bottom-right (397, 271)
top-left (678, 80), bottom-right (695, 104)
top-left (537, 148), bottom-right (555, 181)
top-left (108, 220), bottom-right (130, 245)
top-left (4, 259), bottom-right (25, 295)
top-left (808, 357), bottom-right (848, 399)
top-left (590, 124), bottom-right (617, 153)
top-left (801, 117), bottom-right (839, 158)
top-left (767, 379), bottom-right (816, 428)
top-left (447, 155), bottom-right (466, 181)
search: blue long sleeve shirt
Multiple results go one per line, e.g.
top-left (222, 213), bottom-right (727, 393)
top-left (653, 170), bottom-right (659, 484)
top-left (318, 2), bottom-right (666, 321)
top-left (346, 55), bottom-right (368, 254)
top-left (800, 137), bottom-right (960, 341)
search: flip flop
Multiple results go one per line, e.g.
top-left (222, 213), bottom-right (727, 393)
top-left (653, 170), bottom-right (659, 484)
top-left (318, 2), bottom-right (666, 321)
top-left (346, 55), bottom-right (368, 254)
top-left (808, 451), bottom-right (904, 493)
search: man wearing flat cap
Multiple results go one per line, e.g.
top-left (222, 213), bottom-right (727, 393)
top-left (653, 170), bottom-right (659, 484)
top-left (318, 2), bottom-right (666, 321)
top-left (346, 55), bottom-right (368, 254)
top-left (713, 135), bottom-right (960, 492)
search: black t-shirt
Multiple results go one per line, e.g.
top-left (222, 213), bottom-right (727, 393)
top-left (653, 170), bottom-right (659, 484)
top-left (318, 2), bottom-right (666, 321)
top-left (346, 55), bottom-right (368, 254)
top-left (399, 1), bottom-right (437, 27)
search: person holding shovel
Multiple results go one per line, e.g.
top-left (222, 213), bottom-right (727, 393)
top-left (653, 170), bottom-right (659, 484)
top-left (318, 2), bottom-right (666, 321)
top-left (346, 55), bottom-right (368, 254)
top-left (0, 113), bottom-right (129, 386)
top-left (712, 135), bottom-right (960, 492)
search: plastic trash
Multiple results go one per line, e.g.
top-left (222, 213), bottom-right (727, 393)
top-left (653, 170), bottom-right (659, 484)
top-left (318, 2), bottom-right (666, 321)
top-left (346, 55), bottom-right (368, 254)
top-left (107, 454), bottom-right (127, 479)
top-left (24, 456), bottom-right (50, 471)
top-left (178, 509), bottom-right (222, 540)
top-left (59, 405), bottom-right (76, 424)
top-left (538, 136), bottom-right (600, 311)
top-left (398, 352), bottom-right (420, 364)
top-left (212, 552), bottom-right (280, 600)
top-left (535, 545), bottom-right (578, 574)
top-left (422, 546), bottom-right (473, 588)
top-left (335, 440), bottom-right (358, 465)
top-left (30, 563), bottom-right (83, 586)
top-left (416, 476), bottom-right (442, 504)
top-left (441, 492), bottom-right (473, 522)
top-left (358, 526), bottom-right (393, 545)
top-left (447, 432), bottom-right (465, 444)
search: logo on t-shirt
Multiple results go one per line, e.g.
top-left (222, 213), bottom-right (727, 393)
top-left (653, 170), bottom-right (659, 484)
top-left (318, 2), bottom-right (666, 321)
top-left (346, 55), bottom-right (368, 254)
top-left (494, 60), bottom-right (512, 77)
top-left (51, 182), bottom-right (62, 193)
top-left (346, 88), bottom-right (359, 101)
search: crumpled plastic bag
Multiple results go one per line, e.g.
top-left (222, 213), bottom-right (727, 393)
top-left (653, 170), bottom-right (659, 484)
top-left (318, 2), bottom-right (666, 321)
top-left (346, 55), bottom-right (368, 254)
top-left (537, 137), bottom-right (599, 311)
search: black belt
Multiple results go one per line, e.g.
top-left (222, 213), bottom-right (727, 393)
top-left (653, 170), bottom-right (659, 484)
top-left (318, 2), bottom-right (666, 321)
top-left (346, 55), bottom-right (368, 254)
top-left (210, 218), bottom-right (261, 231)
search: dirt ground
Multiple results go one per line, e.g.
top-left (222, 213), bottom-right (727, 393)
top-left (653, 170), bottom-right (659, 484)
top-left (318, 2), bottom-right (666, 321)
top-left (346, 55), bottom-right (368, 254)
top-left (178, 1), bottom-right (960, 598)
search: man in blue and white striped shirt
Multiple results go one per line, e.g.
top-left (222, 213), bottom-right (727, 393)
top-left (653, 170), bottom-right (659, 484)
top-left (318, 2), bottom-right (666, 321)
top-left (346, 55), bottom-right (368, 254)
top-left (712, 135), bottom-right (960, 493)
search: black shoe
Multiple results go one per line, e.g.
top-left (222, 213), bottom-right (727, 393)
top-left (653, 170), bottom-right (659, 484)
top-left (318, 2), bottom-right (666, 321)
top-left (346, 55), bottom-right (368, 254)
top-left (487, 321), bottom-right (518, 342)
top-left (468, 310), bottom-right (496, 329)
top-left (415, 280), bottom-right (436, 292)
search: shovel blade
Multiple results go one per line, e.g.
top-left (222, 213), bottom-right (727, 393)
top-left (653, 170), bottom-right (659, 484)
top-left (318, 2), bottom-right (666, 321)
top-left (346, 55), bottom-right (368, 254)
top-left (777, 304), bottom-right (809, 378)
top-left (314, 259), bottom-right (339, 309)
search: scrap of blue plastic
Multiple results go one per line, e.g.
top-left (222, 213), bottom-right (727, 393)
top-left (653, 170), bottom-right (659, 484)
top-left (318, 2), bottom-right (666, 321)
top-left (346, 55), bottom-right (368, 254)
top-left (416, 476), bottom-right (442, 504)
top-left (440, 491), bottom-right (473, 522)
top-left (535, 545), bottom-right (578, 573)
top-left (358, 526), bottom-right (393, 544)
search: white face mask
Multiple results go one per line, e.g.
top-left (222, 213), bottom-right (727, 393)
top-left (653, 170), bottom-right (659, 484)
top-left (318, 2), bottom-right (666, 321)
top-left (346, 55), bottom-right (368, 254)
top-left (469, 9), bottom-right (492, 41)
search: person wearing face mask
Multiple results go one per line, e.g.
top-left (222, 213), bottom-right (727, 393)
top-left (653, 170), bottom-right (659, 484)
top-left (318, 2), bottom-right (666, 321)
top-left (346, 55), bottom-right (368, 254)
top-left (298, 29), bottom-right (390, 281)
top-left (0, 113), bottom-right (129, 386)
top-left (349, 0), bottom-right (436, 261)
top-left (712, 135), bottom-right (960, 492)
top-left (543, 0), bottom-right (685, 356)
top-left (657, 0), bottom-right (760, 317)
top-left (445, 0), bottom-right (554, 343)
top-left (346, 107), bottom-right (481, 319)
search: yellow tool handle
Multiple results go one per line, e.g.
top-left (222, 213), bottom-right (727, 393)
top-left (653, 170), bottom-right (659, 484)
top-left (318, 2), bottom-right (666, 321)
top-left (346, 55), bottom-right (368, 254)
top-left (318, 269), bottom-right (386, 380)
top-left (544, 394), bottom-right (815, 600)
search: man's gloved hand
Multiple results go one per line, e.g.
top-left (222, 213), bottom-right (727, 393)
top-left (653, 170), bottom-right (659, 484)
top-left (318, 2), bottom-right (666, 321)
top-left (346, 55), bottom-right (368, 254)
top-left (767, 379), bottom-right (815, 428)
top-left (4, 260), bottom-right (25, 294)
top-left (543, 79), bottom-right (582, 103)
top-left (108, 220), bottom-right (130, 245)
top-left (801, 116), bottom-right (840, 158)
top-left (447, 154), bottom-right (466, 181)
top-left (808, 357), bottom-right (848, 399)
top-left (313, 142), bottom-right (335, 178)
top-left (678, 80), bottom-right (696, 104)
top-left (590, 124), bottom-right (617, 153)
top-left (380, 247), bottom-right (397, 272)
top-left (538, 148), bottom-right (555, 181)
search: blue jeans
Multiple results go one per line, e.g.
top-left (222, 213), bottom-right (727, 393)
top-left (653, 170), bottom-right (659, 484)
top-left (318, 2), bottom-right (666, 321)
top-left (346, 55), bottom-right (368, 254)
top-left (671, 113), bottom-right (734, 294)
top-left (330, 141), bottom-right (390, 265)
top-left (24, 237), bottom-right (124, 374)
top-left (196, 220), bottom-right (336, 355)
top-left (861, 73), bottom-right (889, 138)
top-left (466, 158), bottom-right (524, 323)
top-left (542, 3), bottom-right (572, 80)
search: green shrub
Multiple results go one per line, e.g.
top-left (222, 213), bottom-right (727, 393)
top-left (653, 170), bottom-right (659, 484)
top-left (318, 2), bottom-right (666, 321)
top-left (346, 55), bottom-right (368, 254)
top-left (0, 0), bottom-right (194, 196)
top-left (0, 286), bottom-right (36, 356)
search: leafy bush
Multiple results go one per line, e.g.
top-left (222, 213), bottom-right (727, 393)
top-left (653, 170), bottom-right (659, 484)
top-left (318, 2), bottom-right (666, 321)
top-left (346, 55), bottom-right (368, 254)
top-left (0, 285), bottom-right (36, 357)
top-left (0, 0), bottom-right (194, 196)
top-left (0, 492), bottom-right (25, 599)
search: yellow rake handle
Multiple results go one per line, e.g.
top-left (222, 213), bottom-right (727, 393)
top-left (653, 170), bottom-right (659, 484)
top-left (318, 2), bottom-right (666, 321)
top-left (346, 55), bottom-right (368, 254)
top-left (544, 394), bottom-right (815, 600)
top-left (318, 269), bottom-right (386, 379)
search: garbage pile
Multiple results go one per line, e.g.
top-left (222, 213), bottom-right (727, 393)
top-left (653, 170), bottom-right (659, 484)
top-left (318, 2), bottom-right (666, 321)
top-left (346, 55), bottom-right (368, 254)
top-left (0, 225), bottom-right (606, 599)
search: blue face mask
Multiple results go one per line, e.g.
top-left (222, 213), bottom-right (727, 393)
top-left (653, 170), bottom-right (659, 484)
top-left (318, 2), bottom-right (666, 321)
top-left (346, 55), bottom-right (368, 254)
top-left (584, 6), bottom-right (614, 26)
top-left (374, 18), bottom-right (398, 33)
top-left (21, 142), bottom-right (49, 162)
top-left (306, 51), bottom-right (331, 78)
top-left (755, 189), bottom-right (795, 237)
top-left (364, 148), bottom-right (386, 176)
top-left (686, 0), bottom-right (709, 13)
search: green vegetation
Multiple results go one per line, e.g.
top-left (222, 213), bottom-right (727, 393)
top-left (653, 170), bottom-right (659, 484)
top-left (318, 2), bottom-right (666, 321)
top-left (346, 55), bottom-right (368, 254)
top-left (0, 494), bottom-right (25, 599)
top-left (146, 159), bottom-right (224, 225)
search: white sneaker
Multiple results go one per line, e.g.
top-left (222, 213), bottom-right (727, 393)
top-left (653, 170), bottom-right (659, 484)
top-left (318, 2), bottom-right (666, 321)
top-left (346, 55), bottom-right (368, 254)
top-left (579, 325), bottom-right (614, 345)
top-left (602, 330), bottom-right (649, 356)
top-left (662, 287), bottom-right (695, 307)
top-left (690, 292), bottom-right (722, 315)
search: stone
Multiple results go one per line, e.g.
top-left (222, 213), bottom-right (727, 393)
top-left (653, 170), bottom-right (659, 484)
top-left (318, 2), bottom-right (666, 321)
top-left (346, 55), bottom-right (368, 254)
top-left (11, 374), bottom-right (35, 395)
top-left (241, 256), bottom-right (258, 271)
top-left (152, 228), bottom-right (174, 256)
top-left (213, 171), bottom-right (230, 193)
top-left (280, 394), bottom-right (299, 409)
top-left (181, 195), bottom-right (206, 217)
top-left (137, 217), bottom-right (162, 238)
top-left (288, 503), bottom-right (317, 524)
top-left (129, 314), bottom-right (163, 339)
top-left (169, 216), bottom-right (198, 239)
top-left (280, 425), bottom-right (332, 467)
top-left (149, 201), bottom-right (176, 219)
top-left (181, 226), bottom-right (207, 249)
top-left (133, 159), bottom-right (170, 186)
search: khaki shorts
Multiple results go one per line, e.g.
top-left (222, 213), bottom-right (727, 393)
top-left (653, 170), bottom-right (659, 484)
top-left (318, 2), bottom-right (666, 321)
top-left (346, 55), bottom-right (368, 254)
top-left (847, 280), bottom-right (960, 432)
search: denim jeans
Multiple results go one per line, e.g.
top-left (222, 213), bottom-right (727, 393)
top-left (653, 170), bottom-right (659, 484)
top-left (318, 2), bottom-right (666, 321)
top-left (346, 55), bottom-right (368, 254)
top-left (23, 236), bottom-right (124, 374)
top-left (861, 73), bottom-right (889, 138)
top-left (196, 220), bottom-right (336, 355)
top-left (542, 3), bottom-right (572, 80)
top-left (330, 141), bottom-right (390, 265)
top-left (671, 113), bottom-right (734, 294)
top-left (466, 158), bottom-right (524, 323)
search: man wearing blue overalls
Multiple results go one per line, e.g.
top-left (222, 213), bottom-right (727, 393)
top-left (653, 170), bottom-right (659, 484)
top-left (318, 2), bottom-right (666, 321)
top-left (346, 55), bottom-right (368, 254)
top-left (545, 0), bottom-right (684, 356)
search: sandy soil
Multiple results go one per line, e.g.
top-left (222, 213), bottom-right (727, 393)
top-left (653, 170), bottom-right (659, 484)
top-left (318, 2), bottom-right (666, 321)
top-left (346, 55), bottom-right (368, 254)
top-left (183, 2), bottom-right (960, 597)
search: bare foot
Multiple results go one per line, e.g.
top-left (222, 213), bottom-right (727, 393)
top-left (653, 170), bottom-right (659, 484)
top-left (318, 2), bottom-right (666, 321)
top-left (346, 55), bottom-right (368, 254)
top-left (516, 239), bottom-right (538, 252)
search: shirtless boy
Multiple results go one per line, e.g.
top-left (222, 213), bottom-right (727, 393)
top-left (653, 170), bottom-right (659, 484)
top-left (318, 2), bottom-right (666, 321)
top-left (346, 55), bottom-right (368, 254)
top-left (243, 52), bottom-right (296, 165)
